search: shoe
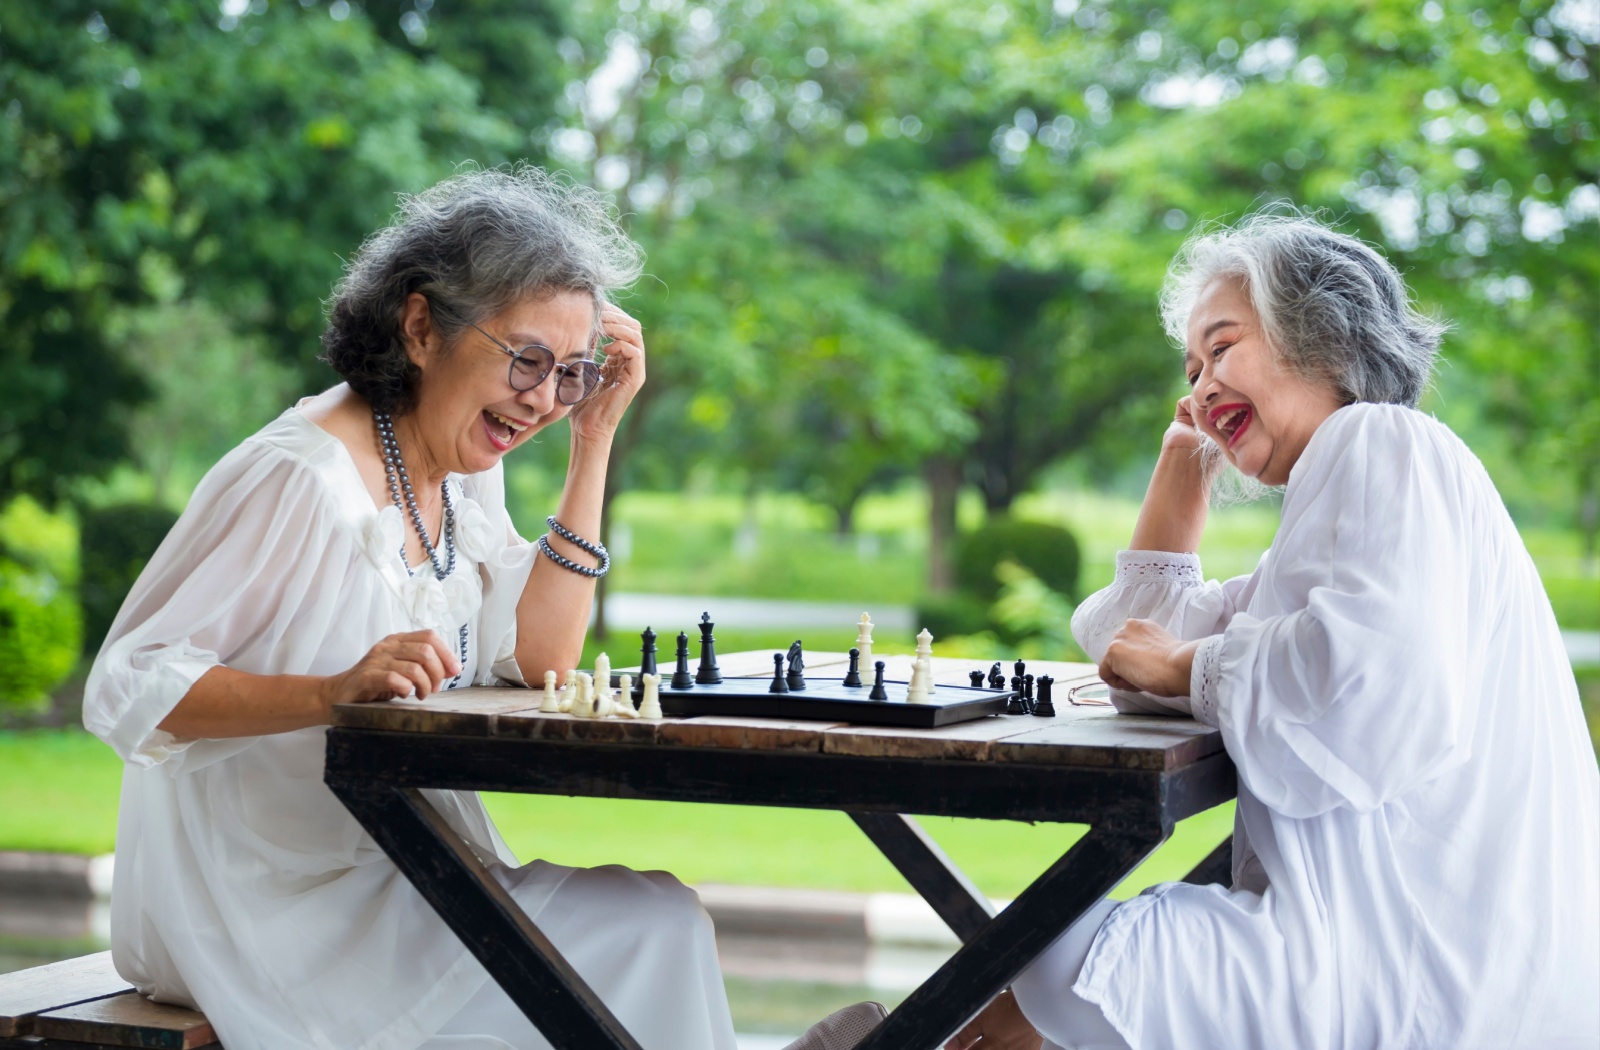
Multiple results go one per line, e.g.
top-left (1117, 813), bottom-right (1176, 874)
top-left (780, 1001), bottom-right (889, 1050)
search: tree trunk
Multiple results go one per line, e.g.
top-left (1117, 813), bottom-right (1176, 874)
top-left (925, 456), bottom-right (962, 594)
top-left (834, 499), bottom-right (856, 537)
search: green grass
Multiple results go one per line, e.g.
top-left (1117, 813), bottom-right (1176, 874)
top-left (0, 731), bottom-right (123, 854)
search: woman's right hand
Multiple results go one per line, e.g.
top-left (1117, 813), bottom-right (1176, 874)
top-left (320, 630), bottom-right (461, 710)
top-left (1162, 394), bottom-right (1204, 454)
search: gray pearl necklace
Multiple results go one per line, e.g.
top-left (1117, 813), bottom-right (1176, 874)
top-left (375, 409), bottom-right (468, 689)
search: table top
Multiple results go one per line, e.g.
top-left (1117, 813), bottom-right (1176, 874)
top-left (330, 650), bottom-right (1222, 772)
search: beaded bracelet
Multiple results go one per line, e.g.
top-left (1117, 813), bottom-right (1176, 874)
top-left (538, 532), bottom-right (610, 579)
top-left (546, 516), bottom-right (608, 559)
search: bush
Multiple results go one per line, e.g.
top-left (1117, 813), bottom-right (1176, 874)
top-left (954, 517), bottom-right (1081, 601)
top-left (0, 558), bottom-right (83, 709)
top-left (79, 503), bottom-right (179, 654)
top-left (914, 591), bottom-right (993, 641)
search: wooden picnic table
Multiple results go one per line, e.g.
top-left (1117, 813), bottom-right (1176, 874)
top-left (324, 650), bottom-right (1236, 1050)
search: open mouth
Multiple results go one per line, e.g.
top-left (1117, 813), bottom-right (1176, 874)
top-left (1208, 403), bottom-right (1253, 449)
top-left (481, 410), bottom-right (529, 451)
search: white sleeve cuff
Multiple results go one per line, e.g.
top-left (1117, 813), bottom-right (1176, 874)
top-left (1189, 634), bottom-right (1225, 727)
top-left (1114, 550), bottom-right (1203, 585)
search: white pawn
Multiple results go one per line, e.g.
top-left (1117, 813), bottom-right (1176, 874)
top-left (855, 612), bottom-right (875, 672)
top-left (613, 675), bottom-right (636, 718)
top-left (915, 627), bottom-right (936, 697)
top-left (559, 669), bottom-right (577, 713)
top-left (574, 672), bottom-right (596, 718)
top-left (540, 670), bottom-right (561, 713)
top-left (906, 658), bottom-right (927, 702)
top-left (638, 673), bottom-right (664, 719)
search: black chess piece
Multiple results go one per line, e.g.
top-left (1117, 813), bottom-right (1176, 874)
top-left (769, 652), bottom-right (790, 693)
top-left (1022, 673), bottom-right (1036, 715)
top-left (843, 648), bottom-right (863, 687)
top-left (670, 631), bottom-right (695, 689)
top-left (1014, 659), bottom-right (1027, 682)
top-left (635, 627), bottom-right (659, 698)
top-left (987, 662), bottom-right (1005, 690)
top-left (695, 612), bottom-right (723, 684)
top-left (1034, 675), bottom-right (1057, 717)
top-left (969, 670), bottom-right (986, 687)
top-left (1005, 676), bottom-right (1027, 715)
top-left (786, 640), bottom-right (806, 691)
top-left (868, 661), bottom-right (888, 701)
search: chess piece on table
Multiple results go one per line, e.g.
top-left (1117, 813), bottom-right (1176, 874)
top-left (868, 661), bottom-right (889, 701)
top-left (1005, 675), bottom-right (1026, 715)
top-left (843, 648), bottom-right (864, 687)
top-left (635, 627), bottom-right (658, 699)
top-left (914, 628), bottom-right (936, 697)
top-left (855, 613), bottom-right (875, 673)
top-left (987, 662), bottom-right (1005, 690)
top-left (1014, 659), bottom-right (1027, 683)
top-left (541, 670), bottom-right (561, 713)
top-left (969, 670), bottom-right (986, 687)
top-left (574, 672), bottom-right (596, 718)
top-left (593, 654), bottom-right (614, 718)
top-left (670, 631), bottom-right (695, 689)
top-left (1022, 673), bottom-right (1035, 715)
top-left (695, 612), bottom-right (723, 684)
top-left (769, 653), bottom-right (790, 694)
top-left (638, 673), bottom-right (663, 719)
top-left (612, 675), bottom-right (636, 718)
top-left (906, 658), bottom-right (927, 703)
top-left (786, 641), bottom-right (806, 691)
top-left (559, 669), bottom-right (577, 713)
top-left (1034, 675), bottom-right (1056, 717)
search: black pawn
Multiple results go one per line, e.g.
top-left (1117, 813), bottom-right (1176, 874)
top-left (635, 627), bottom-right (658, 698)
top-left (1005, 675), bottom-right (1026, 715)
top-left (1023, 674), bottom-right (1036, 715)
top-left (786, 640), bottom-right (806, 691)
top-left (670, 631), bottom-right (695, 689)
top-left (1034, 675), bottom-right (1057, 717)
top-left (843, 648), bottom-right (863, 687)
top-left (1013, 659), bottom-right (1027, 682)
top-left (769, 652), bottom-right (790, 693)
top-left (695, 612), bottom-right (722, 684)
top-left (969, 670), bottom-right (986, 687)
top-left (987, 662), bottom-right (1005, 690)
top-left (868, 660), bottom-right (888, 701)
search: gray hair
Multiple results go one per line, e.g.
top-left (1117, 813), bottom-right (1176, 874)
top-left (1159, 209), bottom-right (1448, 408)
top-left (320, 165), bottom-right (643, 414)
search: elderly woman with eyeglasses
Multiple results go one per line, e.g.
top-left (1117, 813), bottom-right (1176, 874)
top-left (82, 169), bottom-right (744, 1050)
top-left (948, 213), bottom-right (1598, 1050)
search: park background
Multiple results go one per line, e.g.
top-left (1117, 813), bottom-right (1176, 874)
top-left (1, 0), bottom-right (1596, 983)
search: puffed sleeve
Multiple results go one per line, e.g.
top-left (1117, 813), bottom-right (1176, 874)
top-left (457, 462), bottom-right (537, 687)
top-left (1071, 550), bottom-right (1255, 715)
top-left (83, 443), bottom-right (356, 771)
top-left (1196, 405), bottom-right (1477, 818)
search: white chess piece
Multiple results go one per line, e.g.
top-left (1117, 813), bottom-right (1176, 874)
top-left (906, 658), bottom-right (928, 702)
top-left (856, 612), bottom-right (875, 672)
top-left (559, 669), bottom-right (577, 713)
top-left (638, 673), bottom-right (663, 719)
top-left (574, 672), bottom-right (595, 718)
top-left (613, 675), bottom-right (636, 718)
top-left (593, 654), bottom-right (613, 717)
top-left (915, 628), bottom-right (936, 697)
top-left (540, 670), bottom-right (561, 713)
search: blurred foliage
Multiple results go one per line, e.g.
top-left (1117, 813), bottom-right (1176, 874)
top-left (78, 502), bottom-right (178, 654)
top-left (0, 559), bottom-right (82, 710)
top-left (955, 517), bottom-right (1081, 600)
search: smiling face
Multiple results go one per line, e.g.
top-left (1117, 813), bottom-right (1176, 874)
top-left (403, 288), bottom-right (597, 477)
top-left (1183, 277), bottom-right (1344, 486)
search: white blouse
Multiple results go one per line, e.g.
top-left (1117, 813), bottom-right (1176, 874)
top-left (83, 407), bottom-right (544, 1050)
top-left (1069, 404), bottom-right (1599, 1049)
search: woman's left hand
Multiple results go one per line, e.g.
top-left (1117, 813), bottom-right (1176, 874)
top-left (1100, 619), bottom-right (1198, 697)
top-left (567, 302), bottom-right (645, 445)
top-left (944, 990), bottom-right (1042, 1050)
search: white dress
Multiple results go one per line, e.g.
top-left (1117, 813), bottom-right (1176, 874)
top-left (83, 407), bottom-right (737, 1050)
top-left (1017, 404), bottom-right (1599, 1050)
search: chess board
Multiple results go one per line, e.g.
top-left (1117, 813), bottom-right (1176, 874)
top-left (653, 675), bottom-right (1014, 728)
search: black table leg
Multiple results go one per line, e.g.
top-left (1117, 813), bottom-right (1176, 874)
top-left (848, 812), bottom-right (994, 944)
top-left (326, 778), bottom-right (644, 1050)
top-left (855, 822), bottom-right (1164, 1050)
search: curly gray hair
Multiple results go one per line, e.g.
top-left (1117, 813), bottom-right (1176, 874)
top-left (320, 166), bottom-right (643, 415)
top-left (1159, 209), bottom-right (1448, 408)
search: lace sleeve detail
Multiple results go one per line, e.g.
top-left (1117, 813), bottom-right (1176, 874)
top-left (1189, 634), bottom-right (1225, 727)
top-left (1114, 549), bottom-right (1203, 584)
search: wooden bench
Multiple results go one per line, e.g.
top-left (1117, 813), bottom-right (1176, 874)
top-left (0, 953), bottom-right (218, 1049)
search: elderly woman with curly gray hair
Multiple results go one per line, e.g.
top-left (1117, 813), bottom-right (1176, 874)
top-left (84, 169), bottom-right (836, 1050)
top-left (951, 214), bottom-right (1598, 1050)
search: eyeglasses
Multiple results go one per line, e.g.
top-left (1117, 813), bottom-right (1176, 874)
top-left (1064, 677), bottom-right (1114, 707)
top-left (470, 322), bottom-right (605, 405)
